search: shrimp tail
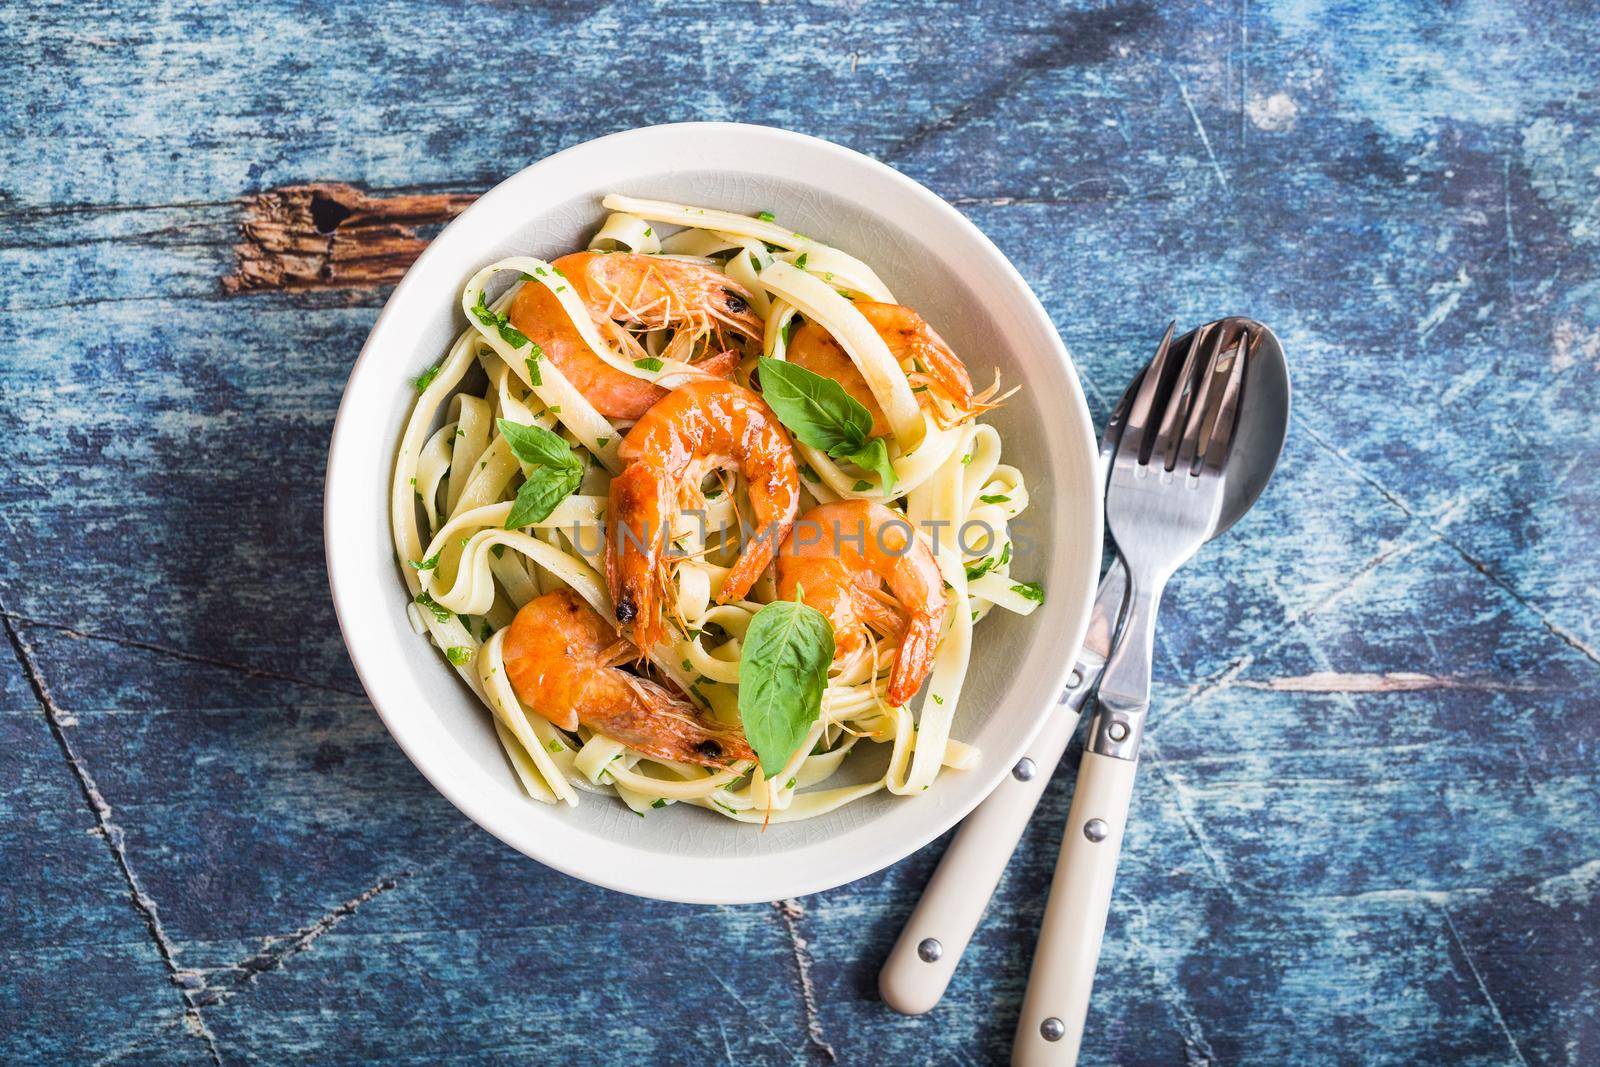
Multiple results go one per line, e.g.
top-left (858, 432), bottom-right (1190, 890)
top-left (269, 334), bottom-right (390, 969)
top-left (886, 612), bottom-right (942, 708)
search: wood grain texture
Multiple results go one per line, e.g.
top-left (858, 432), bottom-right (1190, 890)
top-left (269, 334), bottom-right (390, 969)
top-left (223, 184), bottom-right (475, 292)
top-left (2, 0), bottom-right (1597, 1064)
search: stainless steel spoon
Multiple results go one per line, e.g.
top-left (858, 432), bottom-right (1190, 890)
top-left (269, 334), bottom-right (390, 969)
top-left (879, 318), bottom-right (1288, 1016)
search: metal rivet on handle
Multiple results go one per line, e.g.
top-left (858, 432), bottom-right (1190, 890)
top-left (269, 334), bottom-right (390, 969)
top-left (1068, 669), bottom-right (1083, 688)
top-left (1041, 1017), bottom-right (1065, 1042)
top-left (1084, 818), bottom-right (1108, 842)
top-left (1108, 720), bottom-right (1129, 742)
top-left (917, 937), bottom-right (943, 962)
top-left (1012, 758), bottom-right (1037, 782)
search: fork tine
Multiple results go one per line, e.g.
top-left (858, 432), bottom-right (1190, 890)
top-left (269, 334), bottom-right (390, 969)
top-left (1176, 327), bottom-right (1245, 472)
top-left (1117, 321), bottom-right (1176, 461)
top-left (1184, 326), bottom-right (1228, 467)
top-left (1200, 335), bottom-right (1249, 470)
top-left (1151, 321), bottom-right (1215, 470)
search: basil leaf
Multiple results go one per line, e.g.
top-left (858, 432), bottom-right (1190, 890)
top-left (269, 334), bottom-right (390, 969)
top-left (506, 463), bottom-right (583, 527)
top-left (497, 418), bottom-right (583, 527)
top-left (497, 418), bottom-right (576, 469)
top-left (832, 435), bottom-right (898, 495)
top-left (738, 601), bottom-right (835, 775)
top-left (757, 357), bottom-right (872, 453)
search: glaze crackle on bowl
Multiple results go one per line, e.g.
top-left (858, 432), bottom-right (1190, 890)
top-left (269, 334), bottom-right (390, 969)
top-left (325, 123), bottom-right (1101, 903)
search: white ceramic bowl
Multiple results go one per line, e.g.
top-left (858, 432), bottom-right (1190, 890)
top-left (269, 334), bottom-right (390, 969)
top-left (325, 123), bottom-right (1102, 904)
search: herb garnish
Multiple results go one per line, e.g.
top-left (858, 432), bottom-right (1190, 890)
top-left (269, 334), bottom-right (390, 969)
top-left (755, 357), bottom-right (898, 493)
top-left (408, 552), bottom-right (441, 571)
top-left (414, 590), bottom-right (451, 623)
top-left (412, 363), bottom-right (442, 391)
top-left (470, 290), bottom-right (531, 350)
top-left (1012, 581), bottom-right (1045, 603)
top-left (497, 418), bottom-right (583, 527)
top-left (445, 647), bottom-right (472, 666)
top-left (738, 601), bottom-right (835, 775)
top-left (634, 357), bottom-right (665, 372)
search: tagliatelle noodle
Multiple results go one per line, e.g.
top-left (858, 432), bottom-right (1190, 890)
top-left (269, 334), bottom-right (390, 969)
top-left (390, 197), bottom-right (1040, 821)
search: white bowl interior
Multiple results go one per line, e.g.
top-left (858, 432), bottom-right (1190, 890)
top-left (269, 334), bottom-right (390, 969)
top-left (326, 124), bottom-right (1101, 902)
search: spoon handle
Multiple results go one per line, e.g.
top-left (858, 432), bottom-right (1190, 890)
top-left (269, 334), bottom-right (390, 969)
top-left (878, 697), bottom-right (1084, 1014)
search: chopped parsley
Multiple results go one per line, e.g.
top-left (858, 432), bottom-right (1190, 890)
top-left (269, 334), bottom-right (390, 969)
top-left (651, 798), bottom-right (668, 809)
top-left (634, 357), bottom-right (665, 372)
top-left (965, 557), bottom-right (996, 582)
top-left (408, 551), bottom-right (441, 571)
top-left (469, 290), bottom-right (532, 350)
top-left (756, 210), bottom-right (776, 222)
top-left (794, 252), bottom-right (809, 270)
top-left (933, 694), bottom-right (944, 706)
top-left (596, 436), bottom-right (610, 448)
top-left (412, 362), bottom-right (442, 391)
top-left (546, 739), bottom-right (564, 753)
top-left (445, 647), bottom-right (472, 666)
top-left (852, 479), bottom-right (872, 492)
top-left (800, 464), bottom-right (820, 483)
top-left (1012, 581), bottom-right (1045, 603)
top-left (704, 486), bottom-right (722, 499)
top-left (1000, 542), bottom-right (1012, 565)
top-left (979, 493), bottom-right (1011, 504)
top-left (643, 226), bottom-right (653, 237)
top-left (491, 544), bottom-right (506, 559)
top-left (525, 353), bottom-right (543, 387)
top-left (413, 590), bottom-right (451, 622)
top-left (961, 452), bottom-right (974, 465)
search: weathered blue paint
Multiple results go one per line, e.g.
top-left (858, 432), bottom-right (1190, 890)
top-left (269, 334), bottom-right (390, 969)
top-left (2, 1), bottom-right (1597, 1063)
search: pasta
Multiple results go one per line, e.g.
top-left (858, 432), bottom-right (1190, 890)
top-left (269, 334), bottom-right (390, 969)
top-left (390, 198), bottom-right (1044, 824)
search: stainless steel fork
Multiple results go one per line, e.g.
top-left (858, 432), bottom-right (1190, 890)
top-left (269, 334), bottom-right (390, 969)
top-left (1013, 323), bottom-right (1248, 1066)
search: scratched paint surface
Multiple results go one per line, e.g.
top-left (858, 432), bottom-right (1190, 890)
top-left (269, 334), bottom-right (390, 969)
top-left (2, 1), bottom-right (1597, 1063)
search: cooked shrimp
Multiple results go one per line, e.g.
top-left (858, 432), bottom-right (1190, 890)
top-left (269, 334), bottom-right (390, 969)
top-left (775, 500), bottom-right (947, 708)
top-left (502, 589), bottom-right (754, 769)
top-left (787, 301), bottom-right (1006, 431)
top-left (507, 251), bottom-right (760, 420)
top-left (608, 379), bottom-right (800, 649)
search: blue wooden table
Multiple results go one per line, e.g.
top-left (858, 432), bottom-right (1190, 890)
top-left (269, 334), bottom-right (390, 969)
top-left (3, 2), bottom-right (1596, 1063)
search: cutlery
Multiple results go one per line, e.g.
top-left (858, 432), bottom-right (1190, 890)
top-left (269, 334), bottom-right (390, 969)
top-left (879, 319), bottom-right (1288, 1017)
top-left (879, 372), bottom-right (1138, 1015)
top-left (1013, 320), bottom-right (1270, 1065)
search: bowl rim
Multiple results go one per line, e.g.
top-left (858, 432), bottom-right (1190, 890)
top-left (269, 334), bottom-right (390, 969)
top-left (325, 121), bottom-right (1102, 903)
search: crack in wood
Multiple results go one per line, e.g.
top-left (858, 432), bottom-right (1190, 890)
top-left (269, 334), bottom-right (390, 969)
top-left (190, 874), bottom-right (409, 1008)
top-left (222, 183), bottom-right (476, 293)
top-left (0, 604), bottom-right (224, 1066)
top-left (1239, 671), bottom-right (1543, 693)
top-left (1, 610), bottom-right (364, 699)
top-left (770, 899), bottom-right (838, 1063)
top-left (1295, 418), bottom-right (1600, 672)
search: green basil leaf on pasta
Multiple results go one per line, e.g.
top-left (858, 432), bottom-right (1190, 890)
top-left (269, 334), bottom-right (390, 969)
top-left (737, 601), bottom-right (835, 776)
top-left (756, 357), bottom-right (873, 454)
top-left (505, 463), bottom-right (583, 528)
top-left (496, 418), bottom-right (583, 527)
top-left (832, 435), bottom-right (898, 495)
top-left (497, 419), bottom-right (576, 470)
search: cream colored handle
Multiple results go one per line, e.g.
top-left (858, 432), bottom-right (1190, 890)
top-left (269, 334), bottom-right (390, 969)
top-left (1012, 751), bottom-right (1138, 1066)
top-left (879, 705), bottom-right (1082, 1015)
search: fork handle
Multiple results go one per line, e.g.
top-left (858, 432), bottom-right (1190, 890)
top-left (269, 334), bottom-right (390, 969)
top-left (1012, 750), bottom-right (1138, 1066)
